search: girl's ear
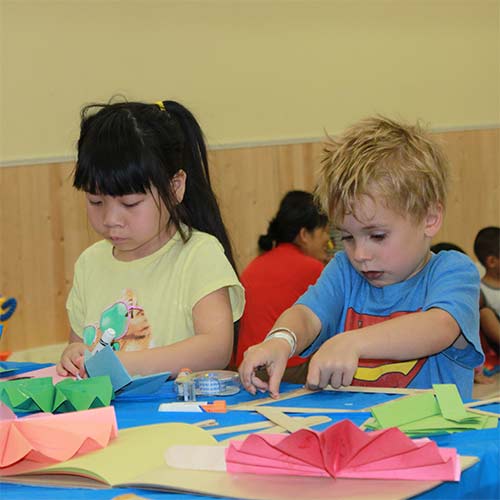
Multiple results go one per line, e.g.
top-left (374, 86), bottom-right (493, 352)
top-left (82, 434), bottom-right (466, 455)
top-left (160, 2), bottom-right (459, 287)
top-left (172, 170), bottom-right (187, 203)
top-left (423, 203), bottom-right (444, 238)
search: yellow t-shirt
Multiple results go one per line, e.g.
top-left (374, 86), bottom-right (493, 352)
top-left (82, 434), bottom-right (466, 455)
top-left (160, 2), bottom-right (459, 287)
top-left (66, 228), bottom-right (244, 351)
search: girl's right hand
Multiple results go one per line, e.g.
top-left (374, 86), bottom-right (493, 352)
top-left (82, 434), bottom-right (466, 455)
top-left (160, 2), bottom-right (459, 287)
top-left (56, 342), bottom-right (88, 378)
top-left (238, 338), bottom-right (290, 398)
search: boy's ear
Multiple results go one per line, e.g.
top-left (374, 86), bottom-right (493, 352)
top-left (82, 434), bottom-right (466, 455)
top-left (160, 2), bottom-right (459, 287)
top-left (423, 203), bottom-right (444, 238)
top-left (172, 169), bottom-right (187, 203)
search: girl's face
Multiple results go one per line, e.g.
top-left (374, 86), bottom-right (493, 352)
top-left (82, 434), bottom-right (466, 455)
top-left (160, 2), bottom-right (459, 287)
top-left (85, 187), bottom-right (172, 261)
top-left (338, 195), bottom-right (442, 287)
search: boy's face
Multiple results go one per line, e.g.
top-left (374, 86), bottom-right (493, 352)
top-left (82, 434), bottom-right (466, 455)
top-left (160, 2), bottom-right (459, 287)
top-left (338, 195), bottom-right (441, 287)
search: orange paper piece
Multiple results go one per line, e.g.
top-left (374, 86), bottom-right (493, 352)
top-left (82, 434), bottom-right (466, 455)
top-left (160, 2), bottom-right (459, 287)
top-left (200, 400), bottom-right (227, 413)
top-left (225, 419), bottom-right (460, 481)
top-left (0, 402), bottom-right (118, 475)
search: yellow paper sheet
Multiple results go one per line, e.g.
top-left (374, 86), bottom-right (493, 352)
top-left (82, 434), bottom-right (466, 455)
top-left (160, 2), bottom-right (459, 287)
top-left (2, 422), bottom-right (216, 487)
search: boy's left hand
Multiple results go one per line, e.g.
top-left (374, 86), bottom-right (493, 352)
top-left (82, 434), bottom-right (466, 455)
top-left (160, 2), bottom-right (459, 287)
top-left (306, 333), bottom-right (359, 389)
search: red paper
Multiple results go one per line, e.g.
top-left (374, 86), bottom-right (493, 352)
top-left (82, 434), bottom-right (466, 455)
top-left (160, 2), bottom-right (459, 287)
top-left (225, 419), bottom-right (460, 481)
top-left (0, 402), bottom-right (118, 475)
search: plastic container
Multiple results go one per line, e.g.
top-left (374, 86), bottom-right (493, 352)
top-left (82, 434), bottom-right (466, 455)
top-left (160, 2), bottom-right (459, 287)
top-left (174, 369), bottom-right (240, 399)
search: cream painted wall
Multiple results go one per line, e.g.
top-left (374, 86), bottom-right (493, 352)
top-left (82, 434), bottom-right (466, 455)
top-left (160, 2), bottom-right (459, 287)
top-left (1, 0), bottom-right (499, 162)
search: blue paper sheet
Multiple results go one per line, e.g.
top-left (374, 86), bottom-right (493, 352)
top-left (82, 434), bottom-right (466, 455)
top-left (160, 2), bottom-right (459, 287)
top-left (84, 346), bottom-right (170, 396)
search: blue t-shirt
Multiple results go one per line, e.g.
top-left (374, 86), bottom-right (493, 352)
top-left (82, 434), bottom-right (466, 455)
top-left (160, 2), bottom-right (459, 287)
top-left (297, 250), bottom-right (483, 400)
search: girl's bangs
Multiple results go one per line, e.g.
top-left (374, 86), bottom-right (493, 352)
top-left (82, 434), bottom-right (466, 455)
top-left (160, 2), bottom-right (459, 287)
top-left (74, 144), bottom-right (152, 196)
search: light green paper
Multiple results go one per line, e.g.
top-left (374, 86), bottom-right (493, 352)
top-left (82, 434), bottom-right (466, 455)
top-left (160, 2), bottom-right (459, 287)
top-left (368, 384), bottom-right (498, 436)
top-left (399, 413), bottom-right (483, 434)
top-left (433, 384), bottom-right (472, 423)
top-left (371, 392), bottom-right (439, 428)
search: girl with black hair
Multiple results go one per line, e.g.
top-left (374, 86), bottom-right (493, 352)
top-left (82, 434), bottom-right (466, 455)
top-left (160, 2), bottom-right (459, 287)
top-left (57, 99), bottom-right (244, 378)
top-left (234, 191), bottom-right (331, 383)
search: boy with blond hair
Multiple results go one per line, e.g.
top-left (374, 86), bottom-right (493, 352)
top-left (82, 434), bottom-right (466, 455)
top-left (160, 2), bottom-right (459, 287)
top-left (239, 116), bottom-right (483, 400)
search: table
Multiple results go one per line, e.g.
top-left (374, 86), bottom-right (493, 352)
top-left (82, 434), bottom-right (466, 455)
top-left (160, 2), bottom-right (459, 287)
top-left (1, 361), bottom-right (499, 500)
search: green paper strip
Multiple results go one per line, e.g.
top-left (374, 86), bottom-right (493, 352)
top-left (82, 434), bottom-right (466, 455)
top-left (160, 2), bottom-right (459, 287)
top-left (371, 392), bottom-right (440, 428)
top-left (433, 384), bottom-right (471, 423)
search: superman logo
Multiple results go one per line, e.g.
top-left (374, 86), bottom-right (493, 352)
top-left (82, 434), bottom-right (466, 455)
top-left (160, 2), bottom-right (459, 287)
top-left (344, 307), bottom-right (427, 388)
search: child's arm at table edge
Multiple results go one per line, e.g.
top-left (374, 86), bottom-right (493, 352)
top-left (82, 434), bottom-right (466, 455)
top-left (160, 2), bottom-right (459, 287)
top-left (306, 308), bottom-right (465, 389)
top-left (117, 287), bottom-right (234, 377)
top-left (239, 304), bottom-right (322, 397)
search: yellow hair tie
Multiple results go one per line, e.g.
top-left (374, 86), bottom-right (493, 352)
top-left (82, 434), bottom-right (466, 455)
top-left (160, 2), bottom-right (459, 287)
top-left (156, 101), bottom-right (165, 111)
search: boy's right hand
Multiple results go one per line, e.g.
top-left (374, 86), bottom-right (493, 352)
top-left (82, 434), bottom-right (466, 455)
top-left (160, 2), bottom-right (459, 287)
top-left (238, 338), bottom-right (290, 398)
top-left (56, 342), bottom-right (88, 378)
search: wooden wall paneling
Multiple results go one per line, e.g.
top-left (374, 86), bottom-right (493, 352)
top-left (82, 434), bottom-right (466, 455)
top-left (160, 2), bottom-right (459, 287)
top-left (210, 141), bottom-right (324, 272)
top-left (210, 145), bottom-right (282, 272)
top-left (275, 141), bottom-right (322, 194)
top-left (0, 166), bottom-right (24, 350)
top-left (0, 162), bottom-right (99, 353)
top-left (433, 128), bottom-right (500, 257)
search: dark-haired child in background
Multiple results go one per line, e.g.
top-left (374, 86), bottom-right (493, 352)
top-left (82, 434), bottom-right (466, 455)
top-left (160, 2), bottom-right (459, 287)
top-left (57, 99), bottom-right (244, 378)
top-left (474, 226), bottom-right (500, 377)
top-left (234, 190), bottom-right (331, 383)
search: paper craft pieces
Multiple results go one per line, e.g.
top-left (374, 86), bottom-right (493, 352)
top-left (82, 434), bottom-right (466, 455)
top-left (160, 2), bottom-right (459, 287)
top-left (223, 419), bottom-right (460, 481)
top-left (0, 366), bottom-right (16, 377)
top-left (1, 422), bottom-right (216, 488)
top-left (159, 401), bottom-right (207, 412)
top-left (1, 418), bottom-right (479, 499)
top-left (0, 376), bottom-right (113, 413)
top-left (201, 400), bottom-right (227, 413)
top-left (366, 384), bottom-right (499, 436)
top-left (0, 403), bottom-right (118, 476)
top-left (158, 400), bottom-right (227, 413)
top-left (84, 345), bottom-right (170, 395)
top-left (4, 365), bottom-right (70, 384)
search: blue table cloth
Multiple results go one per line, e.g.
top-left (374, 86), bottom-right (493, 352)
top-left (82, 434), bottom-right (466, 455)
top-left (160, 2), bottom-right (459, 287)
top-left (1, 362), bottom-right (499, 500)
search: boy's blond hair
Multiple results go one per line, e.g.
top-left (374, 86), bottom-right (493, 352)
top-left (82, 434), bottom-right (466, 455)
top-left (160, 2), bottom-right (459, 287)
top-left (317, 116), bottom-right (449, 226)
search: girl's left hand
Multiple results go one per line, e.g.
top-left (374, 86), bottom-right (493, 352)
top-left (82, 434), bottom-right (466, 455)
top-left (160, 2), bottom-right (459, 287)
top-left (56, 342), bottom-right (88, 378)
top-left (305, 333), bottom-right (360, 389)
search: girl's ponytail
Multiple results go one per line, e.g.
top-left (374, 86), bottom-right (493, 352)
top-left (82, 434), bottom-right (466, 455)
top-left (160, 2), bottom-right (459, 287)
top-left (161, 100), bottom-right (237, 272)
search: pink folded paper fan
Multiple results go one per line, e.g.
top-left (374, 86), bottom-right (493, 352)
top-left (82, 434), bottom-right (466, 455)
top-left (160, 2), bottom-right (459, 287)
top-left (0, 402), bottom-right (118, 475)
top-left (225, 419), bottom-right (460, 482)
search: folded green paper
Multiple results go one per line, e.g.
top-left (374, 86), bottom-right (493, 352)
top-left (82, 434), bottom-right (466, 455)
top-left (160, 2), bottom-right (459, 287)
top-left (367, 384), bottom-right (498, 436)
top-left (0, 376), bottom-right (113, 413)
